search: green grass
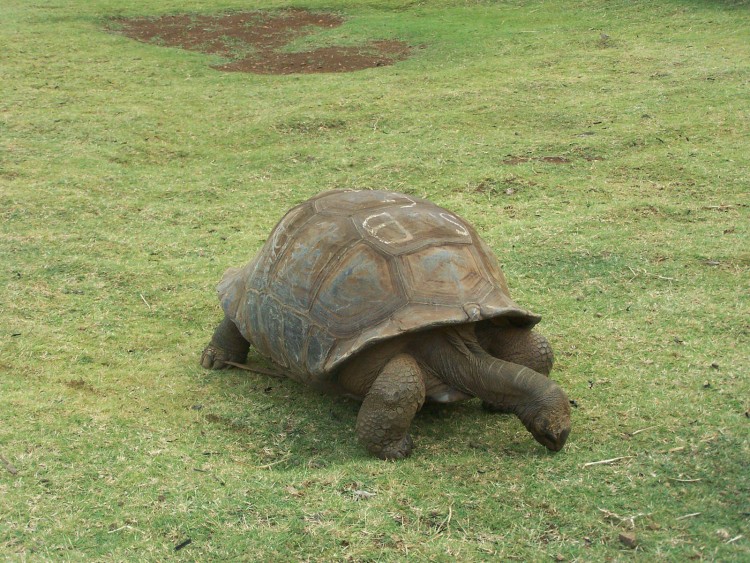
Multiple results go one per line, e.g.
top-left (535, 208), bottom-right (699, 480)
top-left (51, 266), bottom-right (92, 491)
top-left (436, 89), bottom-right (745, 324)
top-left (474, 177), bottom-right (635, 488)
top-left (2, 0), bottom-right (749, 559)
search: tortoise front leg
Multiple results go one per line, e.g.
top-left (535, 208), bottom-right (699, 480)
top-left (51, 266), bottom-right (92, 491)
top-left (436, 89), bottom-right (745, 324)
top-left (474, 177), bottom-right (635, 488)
top-left (355, 354), bottom-right (425, 460)
top-left (201, 315), bottom-right (250, 369)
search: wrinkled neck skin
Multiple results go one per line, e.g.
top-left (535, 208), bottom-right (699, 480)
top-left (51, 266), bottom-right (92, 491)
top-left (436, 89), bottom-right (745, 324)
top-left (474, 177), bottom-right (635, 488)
top-left (410, 325), bottom-right (554, 408)
top-left (410, 324), bottom-right (571, 450)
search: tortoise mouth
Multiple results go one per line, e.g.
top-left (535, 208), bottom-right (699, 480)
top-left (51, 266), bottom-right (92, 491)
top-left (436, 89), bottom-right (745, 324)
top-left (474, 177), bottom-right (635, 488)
top-left (533, 427), bottom-right (570, 452)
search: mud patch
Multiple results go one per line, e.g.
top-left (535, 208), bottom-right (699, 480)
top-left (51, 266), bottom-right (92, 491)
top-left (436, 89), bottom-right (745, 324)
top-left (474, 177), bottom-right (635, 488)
top-left (111, 10), bottom-right (412, 74)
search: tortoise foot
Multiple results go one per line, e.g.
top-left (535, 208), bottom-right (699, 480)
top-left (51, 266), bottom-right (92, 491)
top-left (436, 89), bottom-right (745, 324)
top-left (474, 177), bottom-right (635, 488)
top-left (200, 344), bottom-right (244, 370)
top-left (201, 316), bottom-right (251, 370)
top-left (371, 434), bottom-right (414, 460)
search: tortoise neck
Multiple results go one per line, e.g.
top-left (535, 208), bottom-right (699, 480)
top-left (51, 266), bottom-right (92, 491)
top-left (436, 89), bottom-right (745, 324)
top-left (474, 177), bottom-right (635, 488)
top-left (413, 326), bottom-right (554, 410)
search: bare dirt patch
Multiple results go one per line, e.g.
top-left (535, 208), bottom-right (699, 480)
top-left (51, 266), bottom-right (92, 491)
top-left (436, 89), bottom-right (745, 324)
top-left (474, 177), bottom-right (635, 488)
top-left (111, 10), bottom-right (412, 74)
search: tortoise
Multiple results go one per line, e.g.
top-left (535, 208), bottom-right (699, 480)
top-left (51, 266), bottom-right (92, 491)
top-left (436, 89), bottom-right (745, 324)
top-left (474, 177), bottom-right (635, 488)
top-left (201, 189), bottom-right (571, 459)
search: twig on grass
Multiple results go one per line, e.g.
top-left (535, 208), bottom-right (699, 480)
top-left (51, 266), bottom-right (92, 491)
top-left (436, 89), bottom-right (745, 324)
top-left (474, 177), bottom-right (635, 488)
top-left (727, 535), bottom-right (744, 544)
top-left (174, 538), bottom-right (192, 551)
top-left (627, 267), bottom-right (676, 282)
top-left (107, 525), bottom-right (134, 534)
top-left (583, 456), bottom-right (634, 468)
top-left (226, 361), bottom-right (285, 379)
top-left (668, 477), bottom-right (701, 483)
top-left (193, 467), bottom-right (226, 486)
top-left (429, 503), bottom-right (454, 540)
top-left (631, 426), bottom-right (658, 436)
top-left (676, 512), bottom-right (701, 521)
top-left (231, 453), bottom-right (292, 469)
top-left (255, 456), bottom-right (291, 470)
top-left (599, 508), bottom-right (651, 530)
top-left (351, 489), bottom-right (377, 501)
top-left (0, 454), bottom-right (18, 475)
top-left (139, 293), bottom-right (152, 310)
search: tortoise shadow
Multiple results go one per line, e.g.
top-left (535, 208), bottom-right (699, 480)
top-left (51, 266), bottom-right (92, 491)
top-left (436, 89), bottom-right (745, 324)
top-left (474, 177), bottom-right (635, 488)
top-left (198, 362), bottom-right (549, 467)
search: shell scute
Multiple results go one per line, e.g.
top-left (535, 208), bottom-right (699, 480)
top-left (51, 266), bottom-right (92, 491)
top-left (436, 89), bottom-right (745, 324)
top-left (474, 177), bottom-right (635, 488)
top-left (269, 213), bottom-right (358, 311)
top-left (305, 324), bottom-right (337, 376)
top-left (313, 190), bottom-right (417, 215)
top-left (401, 244), bottom-right (494, 306)
top-left (352, 206), bottom-right (473, 256)
top-left (310, 242), bottom-right (407, 336)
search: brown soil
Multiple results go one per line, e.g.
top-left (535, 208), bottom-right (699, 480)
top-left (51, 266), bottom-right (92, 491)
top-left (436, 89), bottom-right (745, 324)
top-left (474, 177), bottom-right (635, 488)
top-left (112, 10), bottom-right (412, 74)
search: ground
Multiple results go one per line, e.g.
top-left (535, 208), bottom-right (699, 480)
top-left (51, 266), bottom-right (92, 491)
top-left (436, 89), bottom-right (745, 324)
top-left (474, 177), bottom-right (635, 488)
top-left (112, 9), bottom-right (412, 74)
top-left (3, 0), bottom-right (748, 559)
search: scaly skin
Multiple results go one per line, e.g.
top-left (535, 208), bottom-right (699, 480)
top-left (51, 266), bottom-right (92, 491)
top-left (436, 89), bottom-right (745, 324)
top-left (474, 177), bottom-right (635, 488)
top-left (406, 325), bottom-right (570, 454)
top-left (200, 315), bottom-right (250, 369)
top-left (476, 323), bottom-right (555, 376)
top-left (354, 354), bottom-right (425, 459)
top-left (475, 323), bottom-right (555, 413)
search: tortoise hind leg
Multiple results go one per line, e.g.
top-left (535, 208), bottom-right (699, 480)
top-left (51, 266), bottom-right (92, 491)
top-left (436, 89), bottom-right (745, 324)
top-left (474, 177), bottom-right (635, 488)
top-left (355, 354), bottom-right (425, 460)
top-left (201, 315), bottom-right (250, 370)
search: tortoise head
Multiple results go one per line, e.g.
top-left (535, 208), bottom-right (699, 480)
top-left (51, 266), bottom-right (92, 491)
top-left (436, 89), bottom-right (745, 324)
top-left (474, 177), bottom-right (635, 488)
top-left (518, 385), bottom-right (571, 452)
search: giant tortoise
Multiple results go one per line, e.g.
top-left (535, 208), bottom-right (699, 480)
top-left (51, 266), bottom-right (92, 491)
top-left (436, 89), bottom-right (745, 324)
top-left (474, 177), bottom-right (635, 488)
top-left (201, 189), bottom-right (571, 459)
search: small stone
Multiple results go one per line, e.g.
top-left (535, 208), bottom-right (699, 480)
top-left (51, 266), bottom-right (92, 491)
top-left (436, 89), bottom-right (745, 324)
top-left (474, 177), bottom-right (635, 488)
top-left (619, 532), bottom-right (638, 549)
top-left (716, 529), bottom-right (731, 540)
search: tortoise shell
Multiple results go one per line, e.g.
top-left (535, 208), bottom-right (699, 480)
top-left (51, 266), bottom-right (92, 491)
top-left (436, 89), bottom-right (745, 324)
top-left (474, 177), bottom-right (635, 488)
top-left (216, 190), bottom-right (540, 382)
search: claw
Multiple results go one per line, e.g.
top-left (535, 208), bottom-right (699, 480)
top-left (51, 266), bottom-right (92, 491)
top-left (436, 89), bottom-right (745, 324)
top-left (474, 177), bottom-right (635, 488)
top-left (374, 434), bottom-right (414, 460)
top-left (200, 345), bottom-right (229, 370)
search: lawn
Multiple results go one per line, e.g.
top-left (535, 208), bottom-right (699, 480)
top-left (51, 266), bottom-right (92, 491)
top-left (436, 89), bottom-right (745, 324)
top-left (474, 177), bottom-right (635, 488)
top-left (1, 0), bottom-right (748, 560)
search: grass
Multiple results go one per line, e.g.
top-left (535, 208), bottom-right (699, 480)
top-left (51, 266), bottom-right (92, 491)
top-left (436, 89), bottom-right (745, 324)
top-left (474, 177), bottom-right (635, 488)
top-left (1, 0), bottom-right (749, 559)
